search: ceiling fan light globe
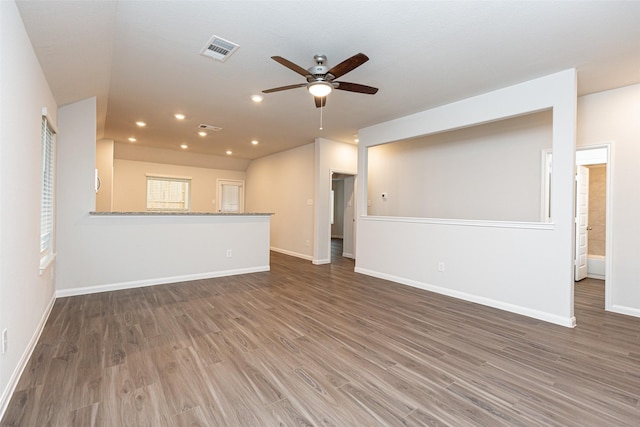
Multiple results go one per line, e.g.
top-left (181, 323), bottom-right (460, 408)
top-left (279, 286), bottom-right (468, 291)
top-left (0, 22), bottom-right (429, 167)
top-left (308, 81), bottom-right (333, 97)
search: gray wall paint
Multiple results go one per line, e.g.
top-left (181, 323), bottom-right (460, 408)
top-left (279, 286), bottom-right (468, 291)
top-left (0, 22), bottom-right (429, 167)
top-left (367, 110), bottom-right (552, 221)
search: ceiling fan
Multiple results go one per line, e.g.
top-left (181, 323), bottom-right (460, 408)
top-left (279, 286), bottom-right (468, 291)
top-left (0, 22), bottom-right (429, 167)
top-left (262, 53), bottom-right (379, 108)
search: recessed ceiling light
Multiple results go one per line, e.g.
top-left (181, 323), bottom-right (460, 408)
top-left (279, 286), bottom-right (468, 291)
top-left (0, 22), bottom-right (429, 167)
top-left (198, 131), bottom-right (207, 137)
top-left (180, 144), bottom-right (188, 149)
top-left (226, 150), bottom-right (233, 155)
top-left (135, 121), bottom-right (146, 127)
top-left (174, 113), bottom-right (186, 120)
top-left (251, 95), bottom-right (263, 103)
top-left (251, 140), bottom-right (259, 145)
top-left (128, 137), bottom-right (136, 142)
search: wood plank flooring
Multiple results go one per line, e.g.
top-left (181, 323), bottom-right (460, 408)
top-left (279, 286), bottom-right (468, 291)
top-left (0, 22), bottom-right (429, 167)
top-left (2, 240), bottom-right (639, 426)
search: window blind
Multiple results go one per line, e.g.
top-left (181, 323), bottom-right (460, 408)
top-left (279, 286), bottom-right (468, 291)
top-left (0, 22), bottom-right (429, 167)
top-left (40, 116), bottom-right (56, 255)
top-left (146, 177), bottom-right (190, 211)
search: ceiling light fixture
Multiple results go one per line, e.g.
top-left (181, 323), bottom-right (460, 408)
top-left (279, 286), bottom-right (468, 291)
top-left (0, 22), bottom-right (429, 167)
top-left (180, 144), bottom-right (188, 149)
top-left (128, 137), bottom-right (136, 142)
top-left (198, 131), bottom-right (207, 137)
top-left (135, 121), bottom-right (146, 127)
top-left (307, 81), bottom-right (333, 97)
top-left (251, 140), bottom-right (259, 145)
top-left (226, 150), bottom-right (233, 155)
top-left (174, 113), bottom-right (186, 120)
top-left (251, 95), bottom-right (264, 103)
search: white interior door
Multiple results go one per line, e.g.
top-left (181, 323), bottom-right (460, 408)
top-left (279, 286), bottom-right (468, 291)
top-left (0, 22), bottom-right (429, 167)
top-left (217, 179), bottom-right (244, 213)
top-left (574, 166), bottom-right (589, 281)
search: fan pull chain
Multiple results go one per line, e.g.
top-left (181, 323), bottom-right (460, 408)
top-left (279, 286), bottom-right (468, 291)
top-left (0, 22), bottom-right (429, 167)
top-left (319, 100), bottom-right (324, 130)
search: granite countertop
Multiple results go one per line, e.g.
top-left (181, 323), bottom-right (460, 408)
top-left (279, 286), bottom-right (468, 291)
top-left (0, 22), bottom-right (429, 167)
top-left (90, 211), bottom-right (273, 216)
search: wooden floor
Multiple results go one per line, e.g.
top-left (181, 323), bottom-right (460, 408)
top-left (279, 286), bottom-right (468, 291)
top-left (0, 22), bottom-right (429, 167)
top-left (2, 240), bottom-right (639, 426)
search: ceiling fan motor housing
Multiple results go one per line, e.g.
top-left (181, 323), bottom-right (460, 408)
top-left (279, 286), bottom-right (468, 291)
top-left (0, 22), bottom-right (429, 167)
top-left (308, 65), bottom-right (330, 81)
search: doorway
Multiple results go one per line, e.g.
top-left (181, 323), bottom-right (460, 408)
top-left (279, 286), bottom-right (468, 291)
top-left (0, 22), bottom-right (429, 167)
top-left (575, 144), bottom-right (611, 310)
top-left (330, 172), bottom-right (356, 262)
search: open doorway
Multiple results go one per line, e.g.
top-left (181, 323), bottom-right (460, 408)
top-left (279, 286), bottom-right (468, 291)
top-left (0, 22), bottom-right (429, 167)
top-left (331, 172), bottom-right (356, 263)
top-left (575, 144), bottom-right (612, 310)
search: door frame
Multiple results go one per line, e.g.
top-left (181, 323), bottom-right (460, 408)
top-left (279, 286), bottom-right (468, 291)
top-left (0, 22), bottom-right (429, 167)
top-left (327, 170), bottom-right (357, 263)
top-left (216, 179), bottom-right (245, 213)
top-left (574, 165), bottom-right (589, 281)
top-left (576, 143), bottom-right (613, 311)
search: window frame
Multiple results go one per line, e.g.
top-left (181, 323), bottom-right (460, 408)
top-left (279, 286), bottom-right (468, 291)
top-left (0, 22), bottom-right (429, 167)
top-left (39, 108), bottom-right (57, 273)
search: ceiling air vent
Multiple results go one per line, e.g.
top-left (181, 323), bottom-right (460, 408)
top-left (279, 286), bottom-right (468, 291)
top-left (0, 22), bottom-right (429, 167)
top-left (198, 124), bottom-right (222, 132)
top-left (200, 35), bottom-right (239, 62)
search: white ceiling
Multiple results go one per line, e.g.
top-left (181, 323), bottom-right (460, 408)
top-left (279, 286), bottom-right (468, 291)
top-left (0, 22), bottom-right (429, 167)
top-left (16, 1), bottom-right (640, 160)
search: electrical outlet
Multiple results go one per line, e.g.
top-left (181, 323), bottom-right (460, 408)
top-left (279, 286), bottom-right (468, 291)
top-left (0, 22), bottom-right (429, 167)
top-left (438, 262), bottom-right (445, 272)
top-left (226, 249), bottom-right (232, 258)
top-left (2, 329), bottom-right (7, 354)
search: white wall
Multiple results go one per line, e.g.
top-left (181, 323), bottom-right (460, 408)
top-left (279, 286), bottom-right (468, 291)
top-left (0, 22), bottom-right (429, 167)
top-left (314, 139), bottom-right (357, 264)
top-left (577, 83), bottom-right (640, 317)
top-left (55, 97), bottom-right (270, 295)
top-left (245, 143), bottom-right (315, 260)
top-left (367, 110), bottom-right (552, 221)
top-left (0, 0), bottom-right (57, 415)
top-left (112, 159), bottom-right (246, 212)
top-left (356, 70), bottom-right (577, 327)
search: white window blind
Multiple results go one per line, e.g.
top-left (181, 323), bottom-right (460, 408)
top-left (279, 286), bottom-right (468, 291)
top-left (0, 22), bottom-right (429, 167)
top-left (146, 176), bottom-right (191, 211)
top-left (40, 115), bottom-right (56, 260)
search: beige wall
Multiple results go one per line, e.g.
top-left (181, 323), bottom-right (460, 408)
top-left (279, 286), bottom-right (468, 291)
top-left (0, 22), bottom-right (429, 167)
top-left (112, 159), bottom-right (246, 212)
top-left (366, 110), bottom-right (552, 221)
top-left (587, 164), bottom-right (606, 256)
top-left (245, 143), bottom-right (316, 260)
top-left (95, 139), bottom-right (114, 211)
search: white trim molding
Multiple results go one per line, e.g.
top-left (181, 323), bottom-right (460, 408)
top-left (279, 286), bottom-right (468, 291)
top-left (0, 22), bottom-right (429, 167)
top-left (355, 267), bottom-right (576, 328)
top-left (0, 295), bottom-right (56, 420)
top-left (56, 266), bottom-right (270, 298)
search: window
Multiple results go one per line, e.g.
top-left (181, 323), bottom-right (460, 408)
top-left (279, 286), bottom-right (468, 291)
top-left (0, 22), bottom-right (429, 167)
top-left (146, 176), bottom-right (191, 211)
top-left (40, 113), bottom-right (56, 270)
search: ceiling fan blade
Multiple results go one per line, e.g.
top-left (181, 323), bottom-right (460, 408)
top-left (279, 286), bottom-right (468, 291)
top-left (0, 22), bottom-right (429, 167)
top-left (271, 56), bottom-right (311, 77)
top-left (327, 53), bottom-right (369, 79)
top-left (314, 96), bottom-right (327, 108)
top-left (334, 81), bottom-right (379, 94)
top-left (262, 83), bottom-right (307, 93)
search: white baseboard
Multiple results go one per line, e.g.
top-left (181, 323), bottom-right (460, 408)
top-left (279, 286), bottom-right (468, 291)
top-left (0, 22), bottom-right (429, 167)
top-left (0, 294), bottom-right (56, 420)
top-left (342, 252), bottom-right (354, 259)
top-left (354, 267), bottom-right (576, 328)
top-left (270, 246), bottom-right (313, 261)
top-left (313, 258), bottom-right (331, 265)
top-left (56, 266), bottom-right (270, 298)
top-left (610, 304), bottom-right (640, 318)
top-left (587, 273), bottom-right (605, 280)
